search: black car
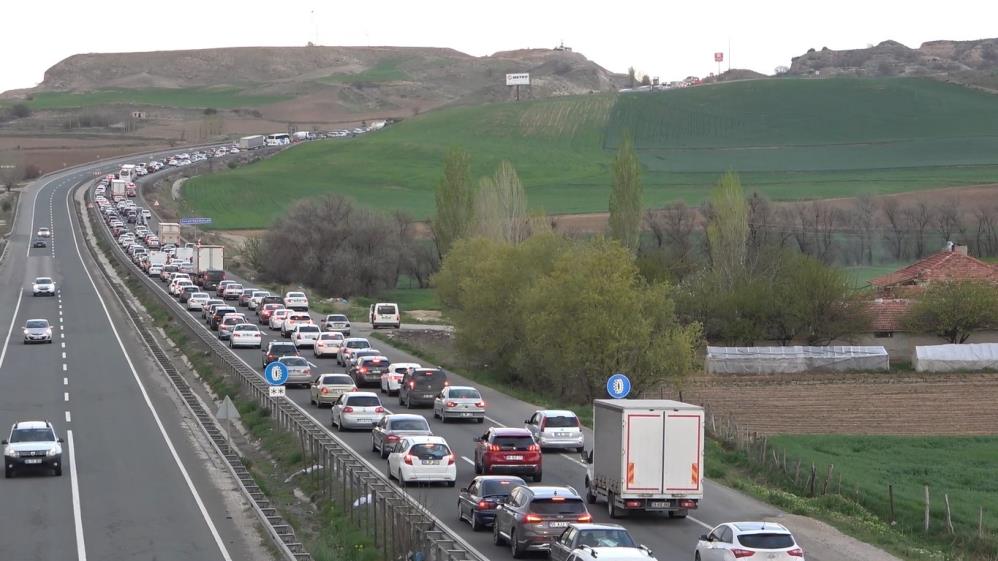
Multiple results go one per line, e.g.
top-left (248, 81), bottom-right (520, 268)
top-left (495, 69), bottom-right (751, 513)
top-left (210, 306), bottom-right (237, 330)
top-left (458, 476), bottom-right (526, 530)
top-left (398, 368), bottom-right (448, 409)
top-left (32, 239), bottom-right (47, 248)
top-left (263, 341), bottom-right (299, 367)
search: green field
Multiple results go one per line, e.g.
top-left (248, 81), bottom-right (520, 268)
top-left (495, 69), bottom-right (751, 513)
top-left (23, 87), bottom-right (291, 109)
top-left (770, 434), bottom-right (998, 555)
top-left (184, 77), bottom-right (998, 229)
top-left (320, 59), bottom-right (410, 83)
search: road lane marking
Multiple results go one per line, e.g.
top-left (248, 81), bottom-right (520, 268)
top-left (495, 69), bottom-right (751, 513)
top-left (67, 430), bottom-right (88, 561)
top-left (65, 392), bottom-right (69, 402)
top-left (63, 364), bottom-right (68, 372)
top-left (0, 184), bottom-right (42, 367)
top-left (66, 188), bottom-right (234, 561)
top-left (461, 456), bottom-right (475, 466)
top-left (62, 342), bottom-right (66, 348)
top-left (62, 352), bottom-right (67, 359)
top-left (65, 411), bottom-right (71, 422)
top-left (687, 515), bottom-right (713, 530)
top-left (64, 377), bottom-right (68, 385)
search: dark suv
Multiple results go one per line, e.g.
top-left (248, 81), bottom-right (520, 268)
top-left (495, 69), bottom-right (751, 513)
top-left (263, 341), bottom-right (299, 367)
top-left (474, 428), bottom-right (542, 481)
top-left (492, 485), bottom-right (591, 557)
top-left (210, 306), bottom-right (237, 330)
top-left (398, 368), bottom-right (447, 408)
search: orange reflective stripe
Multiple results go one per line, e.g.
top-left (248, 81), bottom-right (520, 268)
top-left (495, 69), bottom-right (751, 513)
top-left (626, 462), bottom-right (635, 485)
top-left (691, 462), bottom-right (700, 486)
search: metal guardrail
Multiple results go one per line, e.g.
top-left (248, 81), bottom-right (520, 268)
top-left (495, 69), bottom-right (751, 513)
top-left (81, 183), bottom-right (484, 561)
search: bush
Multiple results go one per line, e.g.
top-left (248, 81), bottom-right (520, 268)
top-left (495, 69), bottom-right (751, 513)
top-left (11, 103), bottom-right (30, 119)
top-left (22, 164), bottom-right (41, 180)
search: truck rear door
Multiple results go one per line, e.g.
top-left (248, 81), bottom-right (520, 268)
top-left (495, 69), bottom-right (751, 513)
top-left (624, 410), bottom-right (665, 493)
top-left (662, 410), bottom-right (703, 495)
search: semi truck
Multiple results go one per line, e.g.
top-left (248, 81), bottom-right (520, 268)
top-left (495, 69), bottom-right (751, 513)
top-left (238, 135), bottom-right (265, 150)
top-left (111, 179), bottom-right (128, 199)
top-left (583, 399), bottom-right (704, 518)
top-left (195, 245), bottom-right (224, 273)
top-left (158, 222), bottom-right (181, 245)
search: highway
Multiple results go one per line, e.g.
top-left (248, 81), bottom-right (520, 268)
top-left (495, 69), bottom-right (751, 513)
top-left (111, 173), bottom-right (802, 561)
top-left (0, 159), bottom-right (274, 561)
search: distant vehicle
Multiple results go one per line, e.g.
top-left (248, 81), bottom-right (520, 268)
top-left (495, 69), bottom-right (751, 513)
top-left (381, 362), bottom-right (420, 395)
top-left (369, 302), bottom-right (400, 329)
top-left (292, 131), bottom-right (310, 142)
top-left (387, 435), bottom-right (456, 487)
top-left (229, 323), bottom-right (262, 349)
top-left (371, 414), bottom-right (432, 458)
top-left (248, 290), bottom-right (270, 310)
top-left (265, 133), bottom-right (291, 146)
top-left (222, 283), bottom-right (244, 301)
top-left (474, 427), bottom-right (541, 481)
top-left (126, 183), bottom-right (137, 197)
top-left (218, 313), bottom-right (248, 340)
top-left (32, 239), bottom-right (46, 248)
top-left (352, 355), bottom-right (391, 387)
top-left (434, 386), bottom-right (486, 423)
top-left (262, 341), bottom-right (298, 367)
top-left (36, 227), bottom-right (51, 238)
top-left (111, 179), bottom-right (127, 199)
top-left (258, 303), bottom-right (284, 325)
top-left (283, 291), bottom-right (309, 312)
top-left (187, 292), bottom-right (210, 311)
top-left (320, 314), bottom-right (351, 335)
top-left (158, 222), bottom-right (181, 245)
top-left (276, 355), bottom-right (312, 387)
top-left (492, 485), bottom-right (591, 556)
top-left (524, 410), bottom-right (584, 452)
top-left (269, 309), bottom-right (290, 331)
top-left (457, 475), bottom-right (527, 531)
top-left (23, 319), bottom-right (53, 344)
top-left (291, 324), bottom-right (321, 349)
top-left (337, 337), bottom-right (370, 366)
top-left (330, 391), bottom-right (386, 431)
top-left (32, 277), bottom-right (56, 297)
top-left (696, 522), bottom-right (804, 561)
top-left (194, 245), bottom-right (224, 275)
top-left (312, 332), bottom-right (344, 359)
top-left (398, 368), bottom-right (447, 409)
top-left (3, 421), bottom-right (63, 478)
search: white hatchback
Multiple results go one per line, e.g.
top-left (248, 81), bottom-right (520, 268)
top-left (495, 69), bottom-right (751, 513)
top-left (387, 435), bottom-right (457, 487)
top-left (330, 391), bottom-right (386, 431)
top-left (229, 323), bottom-right (263, 349)
top-left (381, 362), bottom-right (421, 395)
top-left (696, 522), bottom-right (804, 560)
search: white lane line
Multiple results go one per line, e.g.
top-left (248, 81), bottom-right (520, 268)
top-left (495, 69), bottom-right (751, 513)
top-left (63, 364), bottom-right (68, 371)
top-left (65, 411), bottom-right (72, 423)
top-left (687, 515), bottom-right (713, 531)
top-left (0, 185), bottom-right (42, 368)
top-left (461, 456), bottom-right (475, 466)
top-left (66, 188), bottom-right (234, 561)
top-left (60, 317), bottom-right (64, 323)
top-left (62, 342), bottom-right (66, 349)
top-left (65, 392), bottom-right (69, 402)
top-left (67, 430), bottom-right (88, 561)
top-left (62, 352), bottom-right (67, 359)
top-left (61, 333), bottom-right (65, 339)
top-left (64, 377), bottom-right (68, 385)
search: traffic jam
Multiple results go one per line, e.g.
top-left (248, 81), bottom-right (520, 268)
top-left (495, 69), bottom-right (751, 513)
top-left (87, 161), bottom-right (809, 561)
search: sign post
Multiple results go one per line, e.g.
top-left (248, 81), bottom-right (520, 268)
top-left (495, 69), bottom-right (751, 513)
top-left (714, 52), bottom-right (724, 78)
top-left (606, 373), bottom-right (632, 399)
top-left (215, 395), bottom-right (241, 454)
top-left (180, 217), bottom-right (212, 248)
top-left (264, 361), bottom-right (290, 401)
top-left (506, 73), bottom-right (531, 101)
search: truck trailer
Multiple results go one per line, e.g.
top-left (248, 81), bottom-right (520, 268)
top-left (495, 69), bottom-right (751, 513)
top-left (584, 399), bottom-right (704, 518)
top-left (238, 135), bottom-right (265, 150)
top-left (158, 222), bottom-right (181, 246)
top-left (195, 245), bottom-right (224, 273)
top-left (110, 179), bottom-right (128, 199)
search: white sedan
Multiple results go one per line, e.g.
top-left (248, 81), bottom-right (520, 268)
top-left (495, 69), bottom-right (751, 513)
top-left (381, 362), bottom-right (421, 395)
top-left (387, 435), bottom-right (457, 487)
top-left (292, 324), bottom-right (321, 349)
top-left (229, 324), bottom-right (262, 349)
top-left (37, 227), bottom-right (51, 238)
top-left (269, 309), bottom-right (290, 331)
top-left (283, 291), bottom-right (309, 311)
top-left (313, 332), bottom-right (345, 358)
top-left (330, 392), bottom-right (386, 431)
top-left (187, 292), bottom-right (210, 311)
top-left (433, 386), bottom-right (486, 423)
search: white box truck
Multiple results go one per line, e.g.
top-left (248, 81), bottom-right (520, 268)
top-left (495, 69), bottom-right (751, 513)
top-left (158, 222), bottom-right (181, 245)
top-left (583, 399), bottom-right (704, 518)
top-left (146, 251), bottom-right (168, 269)
top-left (238, 135), bottom-right (264, 150)
top-left (111, 179), bottom-right (128, 199)
top-left (195, 245), bottom-right (224, 273)
top-left (173, 246), bottom-right (194, 264)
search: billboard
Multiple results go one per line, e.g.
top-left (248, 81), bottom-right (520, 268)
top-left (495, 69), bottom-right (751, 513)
top-left (506, 73), bottom-right (531, 86)
top-left (714, 52), bottom-right (724, 62)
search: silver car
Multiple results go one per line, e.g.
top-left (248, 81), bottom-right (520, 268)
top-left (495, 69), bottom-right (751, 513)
top-left (23, 319), bottom-right (53, 344)
top-left (277, 356), bottom-right (312, 388)
top-left (31, 277), bottom-right (56, 297)
top-left (524, 410), bottom-right (585, 452)
top-left (433, 386), bottom-right (486, 423)
top-left (371, 414), bottom-right (432, 459)
top-left (330, 392), bottom-right (386, 431)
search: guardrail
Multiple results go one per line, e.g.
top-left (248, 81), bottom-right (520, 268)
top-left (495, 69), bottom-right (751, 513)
top-left (81, 183), bottom-right (484, 561)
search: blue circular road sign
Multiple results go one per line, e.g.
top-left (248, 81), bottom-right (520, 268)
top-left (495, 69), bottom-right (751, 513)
top-left (606, 373), bottom-right (631, 399)
top-left (264, 362), bottom-right (290, 386)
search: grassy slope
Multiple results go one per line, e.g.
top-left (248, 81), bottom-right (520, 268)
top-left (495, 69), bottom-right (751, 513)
top-left (24, 87), bottom-right (290, 109)
top-left (185, 77), bottom-right (998, 229)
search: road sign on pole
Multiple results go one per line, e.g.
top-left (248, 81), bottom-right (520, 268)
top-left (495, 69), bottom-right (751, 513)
top-left (179, 217), bottom-right (213, 225)
top-left (264, 362), bottom-right (290, 386)
top-left (216, 395), bottom-right (241, 454)
top-left (269, 386), bottom-right (286, 397)
top-left (606, 373), bottom-right (631, 399)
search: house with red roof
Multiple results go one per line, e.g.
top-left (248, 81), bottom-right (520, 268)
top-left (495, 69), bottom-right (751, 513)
top-left (860, 245), bottom-right (998, 356)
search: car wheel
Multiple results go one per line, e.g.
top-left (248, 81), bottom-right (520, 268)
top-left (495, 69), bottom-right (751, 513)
top-left (371, 437), bottom-right (378, 453)
top-left (474, 457), bottom-right (483, 475)
top-left (492, 521), bottom-right (506, 546)
top-left (337, 418), bottom-right (345, 432)
top-left (510, 529), bottom-right (525, 559)
top-left (476, 417), bottom-right (484, 424)
top-left (470, 511), bottom-right (484, 532)
top-left (585, 478), bottom-right (597, 504)
top-left (533, 470), bottom-right (542, 483)
top-left (608, 492), bottom-right (622, 519)
top-left (54, 466), bottom-right (62, 477)
top-left (4, 467), bottom-right (12, 478)
top-left (398, 469), bottom-right (407, 487)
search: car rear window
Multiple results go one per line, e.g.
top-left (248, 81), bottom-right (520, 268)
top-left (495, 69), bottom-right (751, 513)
top-left (390, 418), bottom-right (429, 431)
top-left (347, 340), bottom-right (370, 349)
top-left (322, 375), bottom-right (354, 385)
top-left (228, 285), bottom-right (243, 291)
top-left (327, 314), bottom-right (348, 322)
top-left (412, 370), bottom-right (446, 389)
top-left (204, 271), bottom-right (224, 280)
top-left (345, 395), bottom-right (381, 407)
top-left (393, 366), bottom-right (413, 374)
top-left (234, 324), bottom-right (259, 332)
top-left (363, 358), bottom-right (389, 367)
top-left (319, 333), bottom-right (343, 341)
top-left (576, 529), bottom-right (636, 548)
top-left (529, 498), bottom-right (586, 515)
top-left (409, 443), bottom-right (450, 459)
top-left (738, 534), bottom-right (796, 549)
top-left (449, 388), bottom-right (480, 399)
top-left (288, 292), bottom-right (305, 298)
top-left (270, 343), bottom-right (296, 353)
top-left (481, 479), bottom-right (523, 496)
top-left (544, 415), bottom-right (580, 428)
top-left (298, 325), bottom-right (320, 333)
top-left (377, 305), bottom-right (397, 315)
top-left (491, 435), bottom-right (535, 450)
top-left (281, 357), bottom-right (308, 366)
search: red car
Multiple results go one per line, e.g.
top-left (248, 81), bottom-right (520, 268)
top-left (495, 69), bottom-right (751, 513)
top-left (259, 303), bottom-right (284, 324)
top-left (473, 428), bottom-right (542, 482)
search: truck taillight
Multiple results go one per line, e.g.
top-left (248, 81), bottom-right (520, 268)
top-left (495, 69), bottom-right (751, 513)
top-left (625, 500), bottom-right (642, 508)
top-left (731, 550), bottom-right (756, 558)
top-left (679, 499), bottom-right (698, 509)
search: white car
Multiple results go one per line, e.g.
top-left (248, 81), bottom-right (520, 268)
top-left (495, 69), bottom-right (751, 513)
top-left (433, 386), bottom-right (486, 423)
top-left (381, 362), bottom-right (420, 395)
top-left (171, 279), bottom-right (194, 297)
top-left (269, 309), bottom-right (290, 331)
top-left (337, 337), bottom-right (371, 366)
top-left (31, 277), bottom-right (56, 297)
top-left (147, 265), bottom-right (162, 277)
top-left (187, 292), bottom-right (210, 311)
top-left (283, 291), bottom-right (309, 312)
top-left (330, 392), bottom-right (386, 431)
top-left (291, 324), bottom-right (321, 349)
top-left (247, 290), bottom-right (270, 310)
top-left (229, 323), bottom-right (263, 349)
top-left (387, 435), bottom-right (457, 487)
top-left (222, 283), bottom-right (244, 301)
top-left (313, 332), bottom-right (345, 358)
top-left (696, 522), bottom-right (805, 561)
top-left (36, 227), bottom-right (51, 238)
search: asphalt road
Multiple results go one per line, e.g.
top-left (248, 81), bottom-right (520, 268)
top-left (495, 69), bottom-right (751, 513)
top-left (105, 181), bottom-right (802, 561)
top-left (0, 154), bottom-right (271, 561)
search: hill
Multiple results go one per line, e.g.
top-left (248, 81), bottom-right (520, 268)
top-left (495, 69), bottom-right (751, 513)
top-left (789, 38), bottom-right (998, 89)
top-left (183, 77), bottom-right (998, 229)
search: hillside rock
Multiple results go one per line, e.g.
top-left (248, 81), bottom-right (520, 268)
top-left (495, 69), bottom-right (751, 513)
top-left (788, 38), bottom-right (998, 86)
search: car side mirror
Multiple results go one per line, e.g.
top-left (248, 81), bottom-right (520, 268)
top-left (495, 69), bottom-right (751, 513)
top-left (699, 534), bottom-right (710, 542)
top-left (473, 437), bottom-right (481, 442)
top-left (58, 438), bottom-right (64, 443)
top-left (524, 419), bottom-right (531, 424)
top-left (1, 439), bottom-right (6, 445)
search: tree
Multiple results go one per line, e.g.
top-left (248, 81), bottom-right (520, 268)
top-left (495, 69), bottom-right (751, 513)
top-left (881, 199), bottom-right (909, 260)
top-left (11, 103), bottom-right (31, 119)
top-left (627, 67), bottom-right (637, 88)
top-left (640, 75), bottom-right (652, 86)
top-left (903, 201), bottom-right (933, 258)
top-left (705, 172), bottom-right (748, 289)
top-left (608, 136), bottom-right (643, 252)
top-left (432, 148), bottom-right (475, 258)
top-left (474, 160), bottom-right (529, 244)
top-left (904, 281), bottom-right (998, 343)
top-left (778, 253), bottom-right (871, 344)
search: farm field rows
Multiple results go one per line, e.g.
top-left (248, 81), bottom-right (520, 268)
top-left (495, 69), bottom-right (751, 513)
top-left (19, 87), bottom-right (291, 109)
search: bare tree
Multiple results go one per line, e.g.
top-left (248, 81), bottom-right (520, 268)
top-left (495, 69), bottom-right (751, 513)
top-left (881, 199), bottom-right (909, 261)
top-left (850, 194), bottom-right (878, 265)
top-left (974, 207), bottom-right (998, 257)
top-left (934, 198), bottom-right (963, 247)
top-left (902, 201), bottom-right (934, 258)
top-left (792, 202), bottom-right (840, 263)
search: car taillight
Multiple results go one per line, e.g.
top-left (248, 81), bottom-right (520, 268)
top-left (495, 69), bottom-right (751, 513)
top-left (788, 548), bottom-right (804, 557)
top-left (488, 444), bottom-right (500, 452)
top-left (731, 550), bottom-right (756, 558)
top-left (477, 500), bottom-right (495, 509)
top-left (475, 401), bottom-right (486, 407)
top-left (523, 514), bottom-right (543, 523)
top-left (320, 387), bottom-right (329, 395)
top-left (403, 454), bottom-right (415, 465)
top-left (447, 453), bottom-right (456, 465)
top-left (374, 407), bottom-right (385, 413)
top-left (409, 381), bottom-right (415, 388)
top-left (343, 406), bottom-right (354, 413)
top-left (359, 367), bottom-right (368, 373)
top-left (577, 513), bottom-right (592, 522)
top-left (528, 444), bottom-right (540, 452)
top-left (446, 401), bottom-right (457, 408)
top-left (350, 386), bottom-right (357, 391)
top-left (386, 435), bottom-right (399, 441)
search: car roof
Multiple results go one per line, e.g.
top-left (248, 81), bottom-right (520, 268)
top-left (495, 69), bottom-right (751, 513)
top-left (538, 410), bottom-right (577, 417)
top-left (359, 355), bottom-right (388, 361)
top-left (386, 414), bottom-right (427, 421)
top-left (730, 522), bottom-right (792, 534)
top-left (344, 337), bottom-right (369, 343)
top-left (490, 427), bottom-right (532, 436)
top-left (473, 475), bottom-right (527, 482)
top-left (446, 385), bottom-right (478, 392)
top-left (525, 486), bottom-right (582, 499)
top-left (26, 318), bottom-right (49, 324)
top-left (343, 391), bottom-right (379, 398)
top-left (269, 341), bottom-right (295, 347)
top-left (13, 420), bottom-right (51, 430)
top-left (403, 435), bottom-right (447, 444)
top-left (567, 523), bottom-right (626, 531)
top-left (319, 374), bottom-right (353, 382)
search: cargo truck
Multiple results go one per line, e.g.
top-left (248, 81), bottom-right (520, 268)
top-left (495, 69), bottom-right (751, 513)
top-left (583, 399), bottom-right (704, 519)
top-left (195, 245), bottom-right (224, 273)
top-left (158, 222), bottom-right (181, 245)
top-left (238, 135), bottom-right (265, 150)
top-left (173, 247), bottom-right (194, 264)
top-left (146, 251), bottom-right (168, 270)
top-left (111, 179), bottom-right (128, 199)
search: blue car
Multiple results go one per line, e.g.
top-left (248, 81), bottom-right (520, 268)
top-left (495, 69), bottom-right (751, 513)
top-left (457, 475), bottom-right (526, 531)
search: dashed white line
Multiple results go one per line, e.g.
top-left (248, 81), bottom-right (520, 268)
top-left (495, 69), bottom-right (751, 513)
top-left (64, 392), bottom-right (69, 402)
top-left (62, 342), bottom-right (66, 349)
top-left (64, 377), bottom-right (68, 385)
top-left (67, 430), bottom-right (87, 560)
top-left (62, 352), bottom-right (67, 359)
top-left (461, 456), bottom-right (475, 466)
top-left (65, 411), bottom-right (72, 423)
top-left (62, 364), bottom-right (68, 372)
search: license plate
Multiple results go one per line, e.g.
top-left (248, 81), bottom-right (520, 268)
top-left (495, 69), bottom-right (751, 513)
top-left (557, 433), bottom-right (571, 437)
top-left (506, 455), bottom-right (523, 460)
top-left (549, 521), bottom-right (568, 527)
top-left (651, 501), bottom-right (669, 508)
top-left (25, 459), bottom-right (42, 464)
top-left (461, 412), bottom-right (472, 416)
top-left (422, 460), bottom-right (439, 465)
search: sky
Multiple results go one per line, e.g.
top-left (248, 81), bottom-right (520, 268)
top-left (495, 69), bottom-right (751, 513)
top-left (2, 0), bottom-right (996, 94)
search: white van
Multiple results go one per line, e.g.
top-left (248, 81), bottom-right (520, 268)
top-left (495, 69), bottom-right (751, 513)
top-left (369, 302), bottom-right (400, 329)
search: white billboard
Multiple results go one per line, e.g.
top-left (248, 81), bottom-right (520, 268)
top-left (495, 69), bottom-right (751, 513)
top-left (506, 73), bottom-right (531, 86)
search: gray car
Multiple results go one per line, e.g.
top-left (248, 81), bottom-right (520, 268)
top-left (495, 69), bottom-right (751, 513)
top-left (331, 392), bottom-right (386, 431)
top-left (23, 319), bottom-right (53, 344)
top-left (548, 523), bottom-right (652, 561)
top-left (277, 356), bottom-right (313, 388)
top-left (492, 486), bottom-right (592, 557)
top-left (371, 414), bottom-right (432, 458)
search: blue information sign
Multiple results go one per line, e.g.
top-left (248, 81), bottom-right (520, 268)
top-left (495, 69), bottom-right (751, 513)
top-left (264, 362), bottom-right (290, 386)
top-left (180, 217), bottom-right (213, 225)
top-left (606, 373), bottom-right (631, 399)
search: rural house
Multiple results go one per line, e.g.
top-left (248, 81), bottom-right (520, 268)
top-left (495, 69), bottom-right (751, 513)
top-left (861, 244), bottom-right (998, 356)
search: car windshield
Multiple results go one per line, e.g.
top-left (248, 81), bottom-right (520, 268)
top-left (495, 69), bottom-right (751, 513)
top-left (327, 315), bottom-right (348, 322)
top-left (480, 479), bottom-right (523, 497)
top-left (449, 389), bottom-right (480, 399)
top-left (322, 375), bottom-right (353, 386)
top-left (347, 341), bottom-right (370, 349)
top-left (390, 418), bottom-right (429, 431)
top-left (10, 428), bottom-right (55, 443)
top-left (35, 278), bottom-right (53, 284)
top-left (409, 443), bottom-right (450, 459)
top-left (281, 357), bottom-right (308, 366)
top-left (26, 320), bottom-right (49, 329)
top-left (345, 395), bottom-right (381, 407)
top-left (544, 415), bottom-right (579, 428)
top-left (738, 534), bottom-right (796, 549)
top-left (253, 291), bottom-right (268, 297)
top-left (298, 326), bottom-right (320, 333)
top-left (377, 305), bottom-right (397, 315)
top-left (576, 529), bottom-right (636, 548)
top-left (491, 435), bottom-right (534, 450)
top-left (529, 498), bottom-right (586, 515)
top-left (319, 333), bottom-right (342, 341)
top-left (216, 308), bottom-right (235, 316)
top-left (228, 285), bottom-right (243, 291)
